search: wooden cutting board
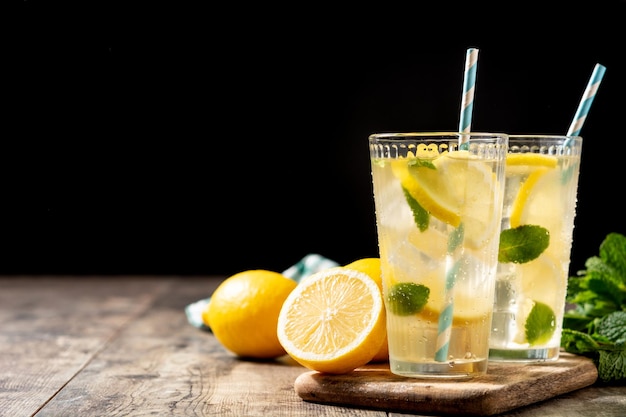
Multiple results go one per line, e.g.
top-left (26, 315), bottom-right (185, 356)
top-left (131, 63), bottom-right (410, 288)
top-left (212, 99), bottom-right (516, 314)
top-left (294, 352), bottom-right (597, 416)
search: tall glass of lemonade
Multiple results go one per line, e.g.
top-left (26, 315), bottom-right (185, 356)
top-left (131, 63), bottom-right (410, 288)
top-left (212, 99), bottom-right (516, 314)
top-left (489, 135), bottom-right (583, 362)
top-left (369, 132), bottom-right (507, 378)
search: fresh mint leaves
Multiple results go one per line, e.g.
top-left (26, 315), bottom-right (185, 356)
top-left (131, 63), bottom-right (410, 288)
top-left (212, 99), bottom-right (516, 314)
top-left (407, 158), bottom-right (436, 170)
top-left (525, 301), bottom-right (556, 345)
top-left (387, 282), bottom-right (430, 316)
top-left (402, 157), bottom-right (436, 232)
top-left (498, 224), bottom-right (550, 264)
top-left (562, 232), bottom-right (626, 384)
top-left (402, 186), bottom-right (429, 232)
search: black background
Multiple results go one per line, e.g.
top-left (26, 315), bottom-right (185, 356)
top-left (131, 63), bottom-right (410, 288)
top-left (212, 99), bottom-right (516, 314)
top-left (6, 2), bottom-right (626, 276)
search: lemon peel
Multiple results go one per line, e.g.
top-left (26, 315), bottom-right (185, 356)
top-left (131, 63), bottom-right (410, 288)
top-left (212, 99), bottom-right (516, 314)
top-left (206, 270), bottom-right (297, 359)
top-left (510, 167), bottom-right (550, 228)
top-left (506, 153), bottom-right (558, 167)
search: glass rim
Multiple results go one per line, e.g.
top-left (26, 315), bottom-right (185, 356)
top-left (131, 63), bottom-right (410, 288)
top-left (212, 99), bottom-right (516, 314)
top-left (508, 134), bottom-right (582, 140)
top-left (369, 131), bottom-right (508, 140)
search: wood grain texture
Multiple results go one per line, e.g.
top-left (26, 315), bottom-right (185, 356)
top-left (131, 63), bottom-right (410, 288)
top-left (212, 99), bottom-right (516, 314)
top-left (1, 277), bottom-right (624, 417)
top-left (0, 277), bottom-right (171, 417)
top-left (294, 353), bottom-right (599, 415)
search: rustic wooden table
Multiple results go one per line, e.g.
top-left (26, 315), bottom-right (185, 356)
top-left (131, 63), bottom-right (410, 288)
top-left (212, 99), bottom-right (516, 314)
top-left (1, 276), bottom-right (624, 417)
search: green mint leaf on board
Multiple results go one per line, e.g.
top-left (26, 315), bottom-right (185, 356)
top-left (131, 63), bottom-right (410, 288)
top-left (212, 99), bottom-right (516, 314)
top-left (561, 232), bottom-right (626, 385)
top-left (498, 225), bottom-right (549, 264)
top-left (402, 186), bottom-right (429, 232)
top-left (387, 282), bottom-right (430, 316)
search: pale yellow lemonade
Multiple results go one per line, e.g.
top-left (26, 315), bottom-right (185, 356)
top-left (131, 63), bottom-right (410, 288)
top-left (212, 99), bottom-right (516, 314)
top-left (369, 133), bottom-right (507, 378)
top-left (489, 136), bottom-right (583, 362)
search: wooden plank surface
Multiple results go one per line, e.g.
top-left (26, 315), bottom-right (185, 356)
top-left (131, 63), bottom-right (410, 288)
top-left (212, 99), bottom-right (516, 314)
top-left (0, 277), bottom-right (172, 417)
top-left (0, 277), bottom-right (625, 417)
top-left (294, 353), bottom-right (598, 416)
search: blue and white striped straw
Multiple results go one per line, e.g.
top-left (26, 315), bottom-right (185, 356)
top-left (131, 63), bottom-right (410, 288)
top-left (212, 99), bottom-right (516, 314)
top-left (435, 260), bottom-right (460, 362)
top-left (567, 63), bottom-right (606, 136)
top-left (435, 48), bottom-right (480, 362)
top-left (459, 48), bottom-right (479, 133)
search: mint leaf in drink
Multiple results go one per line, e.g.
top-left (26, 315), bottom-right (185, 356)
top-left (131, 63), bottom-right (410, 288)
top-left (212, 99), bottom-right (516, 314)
top-left (402, 186), bottom-right (429, 232)
top-left (498, 224), bottom-right (549, 264)
top-left (562, 232), bottom-right (626, 385)
top-left (525, 301), bottom-right (556, 345)
top-left (448, 223), bottom-right (464, 253)
top-left (407, 158), bottom-right (436, 170)
top-left (387, 282), bottom-right (430, 316)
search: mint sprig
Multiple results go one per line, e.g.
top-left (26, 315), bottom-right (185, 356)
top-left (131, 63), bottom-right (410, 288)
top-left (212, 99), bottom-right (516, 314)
top-left (562, 232), bottom-right (626, 384)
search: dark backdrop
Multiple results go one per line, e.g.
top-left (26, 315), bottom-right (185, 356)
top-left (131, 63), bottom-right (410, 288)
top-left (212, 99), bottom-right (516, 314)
top-left (6, 2), bottom-right (626, 276)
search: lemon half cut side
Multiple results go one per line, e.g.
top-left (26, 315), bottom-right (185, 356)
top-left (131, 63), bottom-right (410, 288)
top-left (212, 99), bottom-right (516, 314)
top-left (343, 257), bottom-right (389, 363)
top-left (277, 267), bottom-right (386, 374)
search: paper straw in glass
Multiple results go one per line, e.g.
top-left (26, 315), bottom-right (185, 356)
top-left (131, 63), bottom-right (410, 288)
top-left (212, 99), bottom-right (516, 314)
top-left (435, 48), bottom-right (479, 362)
top-left (567, 63), bottom-right (606, 136)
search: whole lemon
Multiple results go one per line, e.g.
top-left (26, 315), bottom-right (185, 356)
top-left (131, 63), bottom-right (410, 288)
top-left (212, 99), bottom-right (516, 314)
top-left (205, 269), bottom-right (297, 359)
top-left (343, 257), bottom-right (389, 363)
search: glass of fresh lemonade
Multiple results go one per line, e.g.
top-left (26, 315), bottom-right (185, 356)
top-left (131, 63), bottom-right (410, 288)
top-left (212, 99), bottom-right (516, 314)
top-left (369, 132), bottom-right (508, 378)
top-left (489, 135), bottom-right (583, 362)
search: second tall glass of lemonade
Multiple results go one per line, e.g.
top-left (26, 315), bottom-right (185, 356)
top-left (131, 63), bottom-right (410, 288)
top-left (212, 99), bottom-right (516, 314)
top-left (489, 135), bottom-right (583, 362)
top-left (369, 132), bottom-right (508, 378)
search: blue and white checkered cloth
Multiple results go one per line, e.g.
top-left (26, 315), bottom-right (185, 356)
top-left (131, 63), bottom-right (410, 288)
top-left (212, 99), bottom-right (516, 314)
top-left (185, 254), bottom-right (339, 330)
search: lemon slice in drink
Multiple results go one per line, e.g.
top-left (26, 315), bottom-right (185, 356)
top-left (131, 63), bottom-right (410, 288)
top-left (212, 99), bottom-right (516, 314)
top-left (519, 254), bottom-right (564, 306)
top-left (511, 254), bottom-right (562, 345)
top-left (508, 153), bottom-right (559, 228)
top-left (392, 151), bottom-right (498, 249)
top-left (407, 226), bottom-right (448, 260)
top-left (277, 267), bottom-right (386, 374)
top-left (391, 156), bottom-right (460, 227)
top-left (414, 257), bottom-right (493, 325)
top-left (509, 167), bottom-right (550, 228)
top-left (506, 153), bottom-right (558, 168)
top-left (510, 165), bottom-right (562, 235)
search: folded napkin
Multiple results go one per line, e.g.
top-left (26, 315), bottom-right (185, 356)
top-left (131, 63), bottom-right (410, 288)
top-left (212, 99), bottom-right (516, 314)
top-left (185, 254), bottom-right (339, 331)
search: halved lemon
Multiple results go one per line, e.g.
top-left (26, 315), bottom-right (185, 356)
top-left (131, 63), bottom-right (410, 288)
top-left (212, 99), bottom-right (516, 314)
top-left (277, 267), bottom-right (386, 374)
top-left (343, 257), bottom-right (389, 363)
top-left (392, 151), bottom-right (500, 249)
